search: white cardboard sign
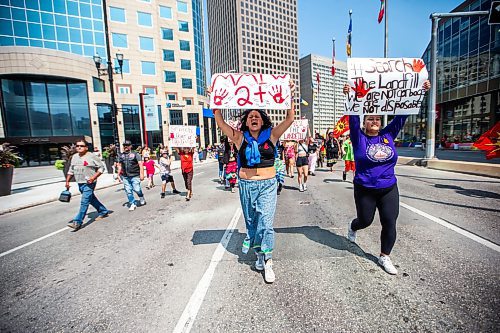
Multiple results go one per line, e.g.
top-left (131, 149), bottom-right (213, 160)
top-left (344, 58), bottom-right (429, 116)
top-left (282, 119), bottom-right (308, 141)
top-left (209, 73), bottom-right (291, 110)
top-left (169, 125), bottom-right (197, 147)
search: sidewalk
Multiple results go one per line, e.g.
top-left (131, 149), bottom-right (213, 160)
top-left (0, 159), bottom-right (216, 215)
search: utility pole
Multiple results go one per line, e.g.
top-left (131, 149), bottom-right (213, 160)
top-left (383, 0), bottom-right (389, 127)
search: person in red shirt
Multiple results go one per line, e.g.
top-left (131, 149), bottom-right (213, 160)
top-left (143, 156), bottom-right (156, 189)
top-left (176, 147), bottom-right (194, 201)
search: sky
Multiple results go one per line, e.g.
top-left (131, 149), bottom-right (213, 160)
top-left (298, 0), bottom-right (462, 60)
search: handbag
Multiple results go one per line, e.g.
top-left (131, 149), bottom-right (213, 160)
top-left (58, 189), bottom-right (72, 203)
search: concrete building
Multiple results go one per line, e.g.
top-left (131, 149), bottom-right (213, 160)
top-left (0, 0), bottom-right (215, 166)
top-left (206, 0), bottom-right (300, 124)
top-left (299, 54), bottom-right (347, 135)
top-left (404, 0), bottom-right (499, 143)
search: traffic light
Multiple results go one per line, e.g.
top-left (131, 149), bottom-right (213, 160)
top-left (489, 1), bottom-right (500, 25)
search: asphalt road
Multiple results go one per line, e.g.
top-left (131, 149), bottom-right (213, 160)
top-left (1, 161), bottom-right (499, 332)
top-left (397, 147), bottom-right (500, 164)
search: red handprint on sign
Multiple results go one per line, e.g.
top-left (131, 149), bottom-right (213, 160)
top-left (213, 88), bottom-right (229, 106)
top-left (351, 78), bottom-right (371, 98)
top-left (235, 86), bottom-right (253, 106)
top-left (412, 59), bottom-right (426, 73)
top-left (271, 85), bottom-right (287, 104)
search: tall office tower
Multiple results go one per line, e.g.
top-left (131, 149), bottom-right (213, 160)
top-left (300, 54), bottom-right (347, 135)
top-left (207, 0), bottom-right (300, 124)
top-left (0, 0), bottom-right (215, 166)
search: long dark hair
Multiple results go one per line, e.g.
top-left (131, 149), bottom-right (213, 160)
top-left (239, 109), bottom-right (273, 133)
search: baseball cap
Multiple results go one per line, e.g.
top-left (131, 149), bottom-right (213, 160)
top-left (122, 140), bottom-right (132, 146)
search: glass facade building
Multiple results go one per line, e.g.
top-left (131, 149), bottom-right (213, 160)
top-left (191, 0), bottom-right (205, 96)
top-left (0, 0), bottom-right (106, 58)
top-left (405, 0), bottom-right (499, 143)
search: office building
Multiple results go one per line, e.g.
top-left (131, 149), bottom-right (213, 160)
top-left (299, 54), bottom-right (347, 135)
top-left (206, 0), bottom-right (300, 124)
top-left (404, 0), bottom-right (499, 142)
top-left (0, 0), bottom-right (214, 166)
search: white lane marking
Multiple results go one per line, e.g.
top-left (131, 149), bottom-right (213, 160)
top-left (173, 207), bottom-right (242, 333)
top-left (194, 172), bottom-right (204, 176)
top-left (0, 227), bottom-right (69, 258)
top-left (400, 202), bottom-right (500, 253)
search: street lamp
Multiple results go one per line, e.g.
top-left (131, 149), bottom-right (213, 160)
top-left (93, 53), bottom-right (124, 78)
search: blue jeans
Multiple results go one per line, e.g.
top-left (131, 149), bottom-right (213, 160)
top-left (239, 178), bottom-right (277, 260)
top-left (122, 176), bottom-right (144, 205)
top-left (74, 182), bottom-right (108, 224)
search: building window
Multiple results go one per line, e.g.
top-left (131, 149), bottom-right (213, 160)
top-left (112, 32), bottom-right (128, 48)
top-left (137, 11), bottom-right (152, 27)
top-left (114, 58), bottom-right (130, 74)
top-left (183, 97), bottom-right (193, 105)
top-left (93, 77), bottom-right (105, 92)
top-left (122, 104), bottom-right (141, 144)
top-left (187, 113), bottom-right (199, 126)
top-left (177, 1), bottom-right (188, 13)
top-left (143, 86), bottom-right (157, 95)
top-left (164, 71), bottom-right (176, 83)
top-left (161, 27), bottom-right (173, 40)
top-left (178, 21), bottom-right (189, 32)
top-left (141, 61), bottom-right (156, 75)
top-left (182, 78), bottom-right (192, 89)
top-left (139, 36), bottom-right (154, 51)
top-left (117, 84), bottom-right (132, 94)
top-left (110, 7), bottom-right (126, 22)
top-left (163, 49), bottom-right (175, 61)
top-left (179, 40), bottom-right (190, 51)
top-left (159, 5), bottom-right (172, 19)
top-left (169, 110), bottom-right (183, 125)
top-left (180, 59), bottom-right (191, 70)
top-left (97, 104), bottom-right (114, 146)
top-left (166, 92), bottom-right (177, 101)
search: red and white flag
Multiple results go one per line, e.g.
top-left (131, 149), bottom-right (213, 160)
top-left (473, 121), bottom-right (500, 160)
top-left (331, 40), bottom-right (336, 76)
top-left (378, 0), bottom-right (385, 24)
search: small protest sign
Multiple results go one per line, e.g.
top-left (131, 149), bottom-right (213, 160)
top-left (209, 73), bottom-right (291, 110)
top-left (169, 125), bottom-right (197, 147)
top-left (344, 58), bottom-right (429, 116)
top-left (282, 119), bottom-right (308, 141)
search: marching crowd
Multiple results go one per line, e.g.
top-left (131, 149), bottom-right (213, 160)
top-left (63, 78), bottom-right (430, 284)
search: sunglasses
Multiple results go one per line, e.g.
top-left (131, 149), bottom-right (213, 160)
top-left (76, 144), bottom-right (86, 147)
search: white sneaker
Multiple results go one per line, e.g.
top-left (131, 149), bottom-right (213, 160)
top-left (299, 184), bottom-right (304, 192)
top-left (347, 222), bottom-right (357, 243)
top-left (255, 253), bottom-right (264, 271)
top-left (128, 203), bottom-right (137, 211)
top-left (264, 259), bottom-right (275, 283)
top-left (303, 183), bottom-right (307, 191)
top-left (139, 197), bottom-right (146, 206)
top-left (378, 255), bottom-right (398, 275)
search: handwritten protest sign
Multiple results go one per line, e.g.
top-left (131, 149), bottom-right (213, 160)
top-left (344, 58), bottom-right (429, 116)
top-left (282, 119), bottom-right (308, 141)
top-left (169, 125), bottom-right (197, 147)
top-left (209, 73), bottom-right (291, 110)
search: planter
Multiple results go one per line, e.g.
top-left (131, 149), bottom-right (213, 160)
top-left (0, 166), bottom-right (14, 196)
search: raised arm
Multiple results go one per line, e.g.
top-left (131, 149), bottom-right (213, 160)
top-left (271, 80), bottom-right (296, 143)
top-left (212, 109), bottom-right (243, 146)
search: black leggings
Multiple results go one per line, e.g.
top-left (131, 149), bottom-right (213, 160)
top-left (351, 183), bottom-right (399, 255)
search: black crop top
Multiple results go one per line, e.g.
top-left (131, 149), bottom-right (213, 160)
top-left (238, 139), bottom-right (275, 168)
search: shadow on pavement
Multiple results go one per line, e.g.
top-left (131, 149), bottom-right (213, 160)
top-left (323, 179), bottom-right (345, 183)
top-left (434, 184), bottom-right (500, 199)
top-left (400, 194), bottom-right (500, 213)
top-left (398, 174), bottom-right (500, 184)
top-left (283, 185), bottom-right (298, 191)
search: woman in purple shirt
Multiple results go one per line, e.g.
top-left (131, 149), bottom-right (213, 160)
top-left (342, 81), bottom-right (430, 275)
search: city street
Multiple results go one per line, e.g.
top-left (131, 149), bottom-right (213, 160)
top-left (396, 147), bottom-right (500, 164)
top-left (0, 161), bottom-right (499, 332)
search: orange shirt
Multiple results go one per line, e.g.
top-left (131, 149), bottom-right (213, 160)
top-left (180, 152), bottom-right (194, 173)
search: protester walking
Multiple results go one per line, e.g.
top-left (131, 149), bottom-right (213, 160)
top-left (307, 137), bottom-right (319, 176)
top-left (143, 156), bottom-right (156, 189)
top-left (177, 147), bottom-right (194, 201)
top-left (216, 142), bottom-right (226, 184)
top-left (343, 81), bottom-right (430, 275)
top-left (65, 139), bottom-right (109, 230)
top-left (158, 150), bottom-right (180, 198)
top-left (342, 134), bottom-right (355, 181)
top-left (285, 142), bottom-right (296, 178)
top-left (325, 132), bottom-right (340, 172)
top-left (296, 138), bottom-right (309, 192)
top-left (117, 140), bottom-right (146, 211)
top-left (223, 139), bottom-right (238, 193)
top-left (209, 79), bottom-right (296, 283)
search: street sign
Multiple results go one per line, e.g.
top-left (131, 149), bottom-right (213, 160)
top-left (489, 1), bottom-right (500, 25)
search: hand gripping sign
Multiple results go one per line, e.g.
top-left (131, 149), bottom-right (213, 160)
top-left (209, 73), bottom-right (291, 110)
top-left (282, 119), bottom-right (308, 141)
top-left (169, 125), bottom-right (197, 148)
top-left (344, 58), bottom-right (429, 116)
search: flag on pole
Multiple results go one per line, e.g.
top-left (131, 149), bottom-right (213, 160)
top-left (333, 115), bottom-right (350, 138)
top-left (316, 71), bottom-right (320, 91)
top-left (331, 39), bottom-right (336, 76)
top-left (378, 0), bottom-right (385, 24)
top-left (473, 121), bottom-right (500, 159)
top-left (347, 11), bottom-right (352, 57)
top-left (300, 98), bottom-right (309, 106)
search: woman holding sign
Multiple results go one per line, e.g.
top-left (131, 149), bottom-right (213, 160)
top-left (342, 80), bottom-right (430, 275)
top-left (208, 80), bottom-right (296, 284)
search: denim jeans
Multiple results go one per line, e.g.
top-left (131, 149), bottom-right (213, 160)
top-left (122, 176), bottom-right (144, 205)
top-left (239, 178), bottom-right (277, 260)
top-left (74, 182), bottom-right (108, 224)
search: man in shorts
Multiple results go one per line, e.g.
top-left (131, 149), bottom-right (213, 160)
top-left (158, 150), bottom-right (180, 198)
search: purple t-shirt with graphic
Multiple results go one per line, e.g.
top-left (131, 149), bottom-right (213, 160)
top-left (349, 115), bottom-right (408, 189)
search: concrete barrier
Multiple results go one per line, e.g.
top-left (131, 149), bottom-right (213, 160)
top-left (397, 157), bottom-right (500, 179)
